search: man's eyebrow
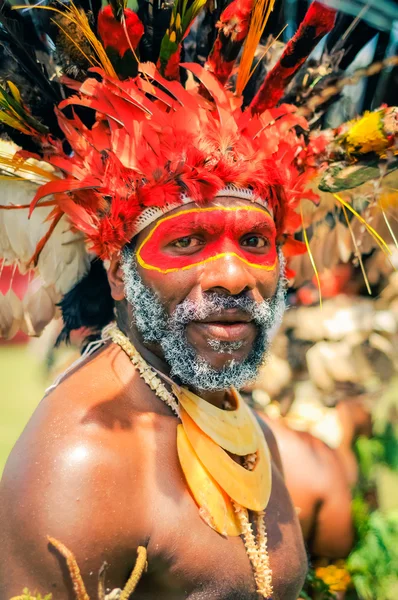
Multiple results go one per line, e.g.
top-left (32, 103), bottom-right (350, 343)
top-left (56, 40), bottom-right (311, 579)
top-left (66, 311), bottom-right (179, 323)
top-left (159, 215), bottom-right (276, 238)
top-left (161, 221), bottom-right (218, 236)
top-left (238, 220), bottom-right (276, 234)
top-left (163, 223), bottom-right (205, 236)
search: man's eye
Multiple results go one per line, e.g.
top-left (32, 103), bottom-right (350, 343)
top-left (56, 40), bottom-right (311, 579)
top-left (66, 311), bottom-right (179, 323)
top-left (241, 236), bottom-right (268, 249)
top-left (172, 237), bottom-right (203, 249)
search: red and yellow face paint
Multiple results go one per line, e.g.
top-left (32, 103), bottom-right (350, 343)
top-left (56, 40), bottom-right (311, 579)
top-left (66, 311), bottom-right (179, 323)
top-left (136, 206), bottom-right (278, 274)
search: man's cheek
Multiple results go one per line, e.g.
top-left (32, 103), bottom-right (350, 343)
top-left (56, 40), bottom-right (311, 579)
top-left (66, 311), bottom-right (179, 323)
top-left (138, 267), bottom-right (195, 307)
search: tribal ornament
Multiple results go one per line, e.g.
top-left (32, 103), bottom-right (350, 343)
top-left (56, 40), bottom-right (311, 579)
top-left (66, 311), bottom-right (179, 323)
top-left (109, 325), bottom-right (273, 598)
top-left (0, 0), bottom-right (395, 334)
top-left (136, 206), bottom-right (278, 273)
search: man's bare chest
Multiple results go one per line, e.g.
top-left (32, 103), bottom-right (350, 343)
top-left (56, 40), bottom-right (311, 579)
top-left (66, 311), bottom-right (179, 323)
top-left (135, 451), bottom-right (307, 600)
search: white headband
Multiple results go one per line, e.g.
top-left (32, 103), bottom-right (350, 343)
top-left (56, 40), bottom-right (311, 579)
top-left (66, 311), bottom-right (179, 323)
top-left (132, 186), bottom-right (271, 236)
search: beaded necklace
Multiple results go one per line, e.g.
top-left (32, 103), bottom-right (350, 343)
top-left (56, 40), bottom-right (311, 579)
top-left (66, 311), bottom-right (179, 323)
top-left (108, 325), bottom-right (273, 599)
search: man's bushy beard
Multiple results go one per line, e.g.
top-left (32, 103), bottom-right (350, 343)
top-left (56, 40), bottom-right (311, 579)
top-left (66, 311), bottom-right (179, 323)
top-left (121, 248), bottom-right (286, 392)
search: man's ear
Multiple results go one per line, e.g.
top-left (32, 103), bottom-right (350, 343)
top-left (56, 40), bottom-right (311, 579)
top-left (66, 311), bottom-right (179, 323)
top-left (107, 254), bottom-right (125, 301)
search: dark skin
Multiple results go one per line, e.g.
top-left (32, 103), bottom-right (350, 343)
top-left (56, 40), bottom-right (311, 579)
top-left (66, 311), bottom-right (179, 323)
top-left (257, 414), bottom-right (355, 559)
top-left (0, 198), bottom-right (307, 599)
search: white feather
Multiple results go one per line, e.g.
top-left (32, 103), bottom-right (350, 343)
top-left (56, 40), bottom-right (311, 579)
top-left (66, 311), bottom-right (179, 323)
top-left (37, 216), bottom-right (90, 295)
top-left (0, 138), bottom-right (19, 158)
top-left (0, 206), bottom-right (16, 263)
top-left (0, 138), bottom-right (57, 184)
top-left (22, 285), bottom-right (56, 337)
top-left (0, 292), bottom-right (14, 338)
top-left (0, 289), bottom-right (23, 339)
top-left (0, 178), bottom-right (90, 294)
top-left (1, 181), bottom-right (53, 266)
top-left (0, 176), bottom-right (90, 337)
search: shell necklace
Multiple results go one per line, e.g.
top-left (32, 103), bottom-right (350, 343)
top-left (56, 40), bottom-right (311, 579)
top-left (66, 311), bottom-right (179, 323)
top-left (108, 325), bottom-right (273, 599)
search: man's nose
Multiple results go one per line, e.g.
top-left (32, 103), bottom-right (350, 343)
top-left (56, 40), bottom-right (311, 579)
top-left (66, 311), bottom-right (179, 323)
top-left (199, 253), bottom-right (257, 296)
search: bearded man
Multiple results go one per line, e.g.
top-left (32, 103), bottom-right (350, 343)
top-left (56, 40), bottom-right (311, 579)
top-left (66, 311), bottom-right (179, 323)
top-left (0, 184), bottom-right (311, 600)
top-left (0, 0), bottom-right (343, 592)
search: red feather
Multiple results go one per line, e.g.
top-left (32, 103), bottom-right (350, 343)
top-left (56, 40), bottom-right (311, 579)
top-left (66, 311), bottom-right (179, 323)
top-left (98, 6), bottom-right (144, 57)
top-left (25, 67), bottom-right (321, 260)
top-left (250, 1), bottom-right (336, 114)
top-left (205, 0), bottom-right (253, 86)
top-left (30, 177), bottom-right (101, 215)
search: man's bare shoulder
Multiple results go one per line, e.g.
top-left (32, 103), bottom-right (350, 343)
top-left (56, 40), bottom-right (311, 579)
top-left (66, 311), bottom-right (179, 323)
top-left (3, 343), bottom-right (158, 477)
top-left (0, 343), bottom-right (173, 597)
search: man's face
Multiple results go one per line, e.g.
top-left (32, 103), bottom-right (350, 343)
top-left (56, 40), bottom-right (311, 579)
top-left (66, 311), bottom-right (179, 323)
top-left (118, 197), bottom-right (286, 391)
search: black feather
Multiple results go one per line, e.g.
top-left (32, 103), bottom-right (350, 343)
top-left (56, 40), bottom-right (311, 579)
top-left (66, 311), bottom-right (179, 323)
top-left (0, 2), bottom-right (60, 102)
top-left (56, 260), bottom-right (115, 346)
top-left (137, 0), bottom-right (173, 63)
top-left (0, 1), bottom-right (65, 146)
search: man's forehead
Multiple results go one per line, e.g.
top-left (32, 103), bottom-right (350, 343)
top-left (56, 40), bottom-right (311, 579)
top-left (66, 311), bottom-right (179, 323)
top-left (170, 196), bottom-right (271, 215)
top-left (137, 197), bottom-right (274, 240)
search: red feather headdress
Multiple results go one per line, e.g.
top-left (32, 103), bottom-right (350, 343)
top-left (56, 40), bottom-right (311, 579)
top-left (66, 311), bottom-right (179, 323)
top-left (27, 63), bottom-right (323, 259)
top-left (0, 0), bottom-right (395, 338)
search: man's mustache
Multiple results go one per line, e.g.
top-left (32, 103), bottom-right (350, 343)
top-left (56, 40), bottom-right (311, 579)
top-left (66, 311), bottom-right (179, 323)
top-left (170, 293), bottom-right (271, 327)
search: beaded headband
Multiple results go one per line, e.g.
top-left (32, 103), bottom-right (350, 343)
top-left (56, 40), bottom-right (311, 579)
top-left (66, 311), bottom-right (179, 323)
top-left (132, 187), bottom-right (271, 236)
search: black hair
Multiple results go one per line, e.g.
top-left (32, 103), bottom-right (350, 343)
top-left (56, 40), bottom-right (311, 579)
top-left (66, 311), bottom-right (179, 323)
top-left (56, 259), bottom-right (115, 346)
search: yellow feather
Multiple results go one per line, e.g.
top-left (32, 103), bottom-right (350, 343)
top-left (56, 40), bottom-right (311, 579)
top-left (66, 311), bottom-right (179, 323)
top-left (0, 152), bottom-right (59, 183)
top-left (0, 111), bottom-right (30, 134)
top-left (7, 81), bottom-right (22, 104)
top-left (333, 193), bottom-right (392, 257)
top-left (13, 3), bottom-right (117, 79)
top-left (300, 201), bottom-right (322, 307)
top-left (341, 204), bottom-right (371, 295)
top-left (381, 208), bottom-right (398, 249)
top-left (236, 0), bottom-right (276, 96)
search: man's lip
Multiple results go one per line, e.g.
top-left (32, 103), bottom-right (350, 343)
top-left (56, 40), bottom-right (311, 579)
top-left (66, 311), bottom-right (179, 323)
top-left (189, 321), bottom-right (256, 343)
top-left (196, 310), bottom-right (253, 324)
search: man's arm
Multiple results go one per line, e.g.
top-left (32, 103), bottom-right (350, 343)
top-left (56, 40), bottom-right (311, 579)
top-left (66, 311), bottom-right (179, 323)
top-left (0, 397), bottom-right (150, 599)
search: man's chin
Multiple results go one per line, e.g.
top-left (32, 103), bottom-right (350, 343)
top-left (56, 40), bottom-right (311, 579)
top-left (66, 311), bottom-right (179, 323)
top-left (161, 334), bottom-right (268, 393)
top-left (193, 346), bottom-right (252, 371)
top-left (185, 324), bottom-right (256, 371)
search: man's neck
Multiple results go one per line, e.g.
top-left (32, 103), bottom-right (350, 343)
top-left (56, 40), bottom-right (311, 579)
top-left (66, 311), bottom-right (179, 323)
top-left (119, 323), bottom-right (231, 410)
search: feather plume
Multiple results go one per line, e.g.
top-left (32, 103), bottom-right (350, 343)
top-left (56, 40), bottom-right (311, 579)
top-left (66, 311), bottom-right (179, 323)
top-left (235, 0), bottom-right (276, 96)
top-left (250, 1), bottom-right (336, 114)
top-left (97, 5), bottom-right (144, 79)
top-left (0, 289), bottom-right (22, 339)
top-left (50, 9), bottom-right (97, 80)
top-left (0, 176), bottom-right (89, 293)
top-left (204, 0), bottom-right (253, 87)
top-left (0, 180), bottom-right (51, 265)
top-left (37, 215), bottom-right (90, 295)
top-left (0, 6), bottom-right (59, 103)
top-left (14, 2), bottom-right (117, 79)
top-left (0, 83), bottom-right (47, 136)
top-left (0, 176), bottom-right (89, 337)
top-left (21, 282), bottom-right (57, 336)
top-left (157, 0), bottom-right (207, 80)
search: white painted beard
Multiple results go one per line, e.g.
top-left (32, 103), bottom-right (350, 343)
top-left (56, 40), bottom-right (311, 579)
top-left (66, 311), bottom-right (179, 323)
top-left (121, 248), bottom-right (286, 392)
